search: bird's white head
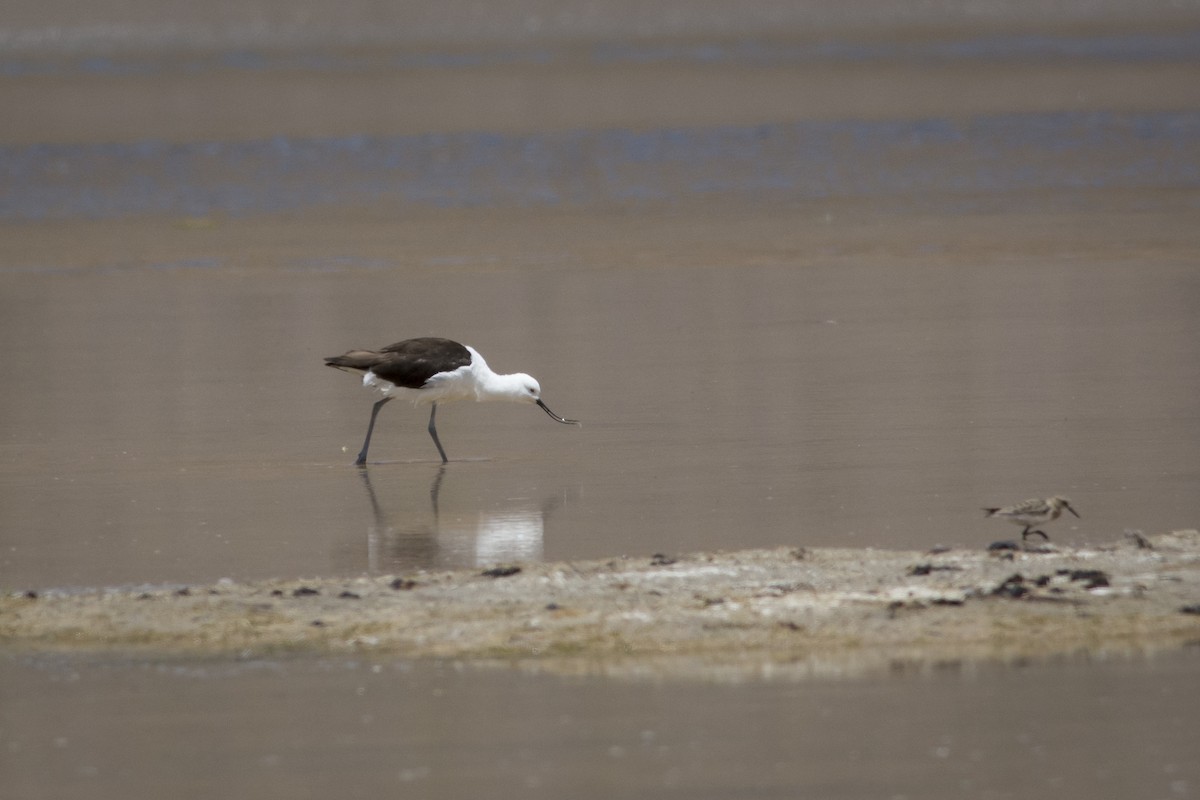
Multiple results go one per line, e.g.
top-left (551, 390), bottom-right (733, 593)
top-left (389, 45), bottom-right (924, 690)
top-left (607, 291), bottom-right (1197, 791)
top-left (498, 373), bottom-right (542, 404)
top-left (483, 370), bottom-right (579, 425)
top-left (479, 371), bottom-right (542, 404)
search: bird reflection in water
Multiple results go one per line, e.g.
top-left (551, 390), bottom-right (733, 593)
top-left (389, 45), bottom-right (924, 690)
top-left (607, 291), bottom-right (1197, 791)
top-left (352, 466), bottom-right (567, 574)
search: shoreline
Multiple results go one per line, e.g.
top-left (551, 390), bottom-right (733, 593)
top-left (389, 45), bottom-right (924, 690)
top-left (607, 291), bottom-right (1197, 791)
top-left (3, 531), bottom-right (1198, 676)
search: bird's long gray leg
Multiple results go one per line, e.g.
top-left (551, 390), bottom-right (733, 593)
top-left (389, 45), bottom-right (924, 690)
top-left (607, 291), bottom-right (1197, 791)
top-left (429, 464), bottom-right (446, 517)
top-left (355, 397), bottom-right (392, 466)
top-left (427, 403), bottom-right (449, 464)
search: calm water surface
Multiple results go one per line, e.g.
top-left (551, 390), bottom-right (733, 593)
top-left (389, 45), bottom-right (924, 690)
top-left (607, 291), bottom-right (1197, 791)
top-left (1, 242), bottom-right (1198, 588)
top-left (2, 4), bottom-right (1200, 798)
top-left (2, 648), bottom-right (1199, 800)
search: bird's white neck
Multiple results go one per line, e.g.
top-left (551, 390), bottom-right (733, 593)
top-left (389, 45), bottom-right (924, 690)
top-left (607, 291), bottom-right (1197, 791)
top-left (467, 349), bottom-right (539, 404)
top-left (474, 370), bottom-right (526, 402)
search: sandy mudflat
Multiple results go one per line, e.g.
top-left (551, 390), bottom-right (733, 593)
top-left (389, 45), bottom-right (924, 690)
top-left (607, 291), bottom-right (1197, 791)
top-left (3, 531), bottom-right (1198, 675)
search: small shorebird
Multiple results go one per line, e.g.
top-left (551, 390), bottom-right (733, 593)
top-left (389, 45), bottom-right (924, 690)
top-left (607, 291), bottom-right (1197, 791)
top-left (983, 495), bottom-right (1080, 541)
top-left (325, 337), bottom-right (579, 465)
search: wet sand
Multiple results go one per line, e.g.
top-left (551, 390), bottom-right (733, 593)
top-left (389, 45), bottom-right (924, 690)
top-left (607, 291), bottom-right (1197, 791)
top-left (5, 530), bottom-right (1198, 677)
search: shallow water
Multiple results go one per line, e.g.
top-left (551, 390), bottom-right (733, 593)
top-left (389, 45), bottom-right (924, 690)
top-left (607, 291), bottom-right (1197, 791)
top-left (3, 648), bottom-right (1199, 800)
top-left (2, 212), bottom-right (1198, 587)
top-left (7, 7), bottom-right (1200, 589)
top-left (2, 3), bottom-right (1200, 797)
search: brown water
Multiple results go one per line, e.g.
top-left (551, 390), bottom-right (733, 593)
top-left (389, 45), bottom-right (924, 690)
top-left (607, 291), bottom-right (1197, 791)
top-left (2, 205), bottom-right (1198, 588)
top-left (3, 649), bottom-right (1199, 799)
top-left (2, 2), bottom-right (1200, 797)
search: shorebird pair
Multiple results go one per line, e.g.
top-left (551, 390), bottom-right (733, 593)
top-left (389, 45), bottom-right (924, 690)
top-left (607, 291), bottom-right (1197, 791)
top-left (326, 340), bottom-right (1084, 547)
top-left (325, 337), bottom-right (579, 466)
top-left (984, 495), bottom-right (1080, 541)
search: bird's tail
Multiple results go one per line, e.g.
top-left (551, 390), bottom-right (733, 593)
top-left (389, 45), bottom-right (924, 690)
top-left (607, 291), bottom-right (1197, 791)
top-left (324, 350), bottom-right (382, 373)
top-left (982, 507), bottom-right (1001, 517)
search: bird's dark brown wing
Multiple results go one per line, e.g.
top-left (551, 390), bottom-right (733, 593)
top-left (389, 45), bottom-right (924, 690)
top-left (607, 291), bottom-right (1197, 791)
top-left (378, 338), bottom-right (471, 360)
top-left (326, 337), bottom-right (472, 389)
